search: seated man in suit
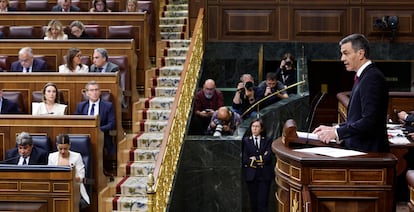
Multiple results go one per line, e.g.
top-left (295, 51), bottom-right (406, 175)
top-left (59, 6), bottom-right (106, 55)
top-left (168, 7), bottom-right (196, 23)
top-left (0, 89), bottom-right (21, 114)
top-left (51, 0), bottom-right (80, 12)
top-left (89, 48), bottom-right (120, 73)
top-left (10, 47), bottom-right (47, 72)
top-left (4, 132), bottom-right (48, 165)
top-left (75, 81), bottom-right (116, 173)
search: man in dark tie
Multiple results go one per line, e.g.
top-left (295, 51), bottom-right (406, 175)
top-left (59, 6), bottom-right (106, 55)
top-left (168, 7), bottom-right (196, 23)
top-left (10, 47), bottom-right (47, 72)
top-left (89, 48), bottom-right (120, 73)
top-left (51, 0), bottom-right (80, 12)
top-left (313, 34), bottom-right (389, 153)
top-left (75, 81), bottom-right (116, 173)
top-left (4, 132), bottom-right (48, 165)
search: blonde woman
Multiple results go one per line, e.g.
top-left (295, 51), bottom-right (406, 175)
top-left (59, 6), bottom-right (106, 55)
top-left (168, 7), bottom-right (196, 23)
top-left (125, 0), bottom-right (138, 12)
top-left (32, 82), bottom-right (67, 115)
top-left (59, 48), bottom-right (89, 73)
top-left (44, 19), bottom-right (68, 40)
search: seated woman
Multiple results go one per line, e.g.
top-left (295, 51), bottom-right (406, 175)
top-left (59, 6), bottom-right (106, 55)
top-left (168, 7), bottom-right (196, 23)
top-left (124, 0), bottom-right (138, 12)
top-left (32, 82), bottom-right (67, 115)
top-left (59, 48), bottom-right (89, 73)
top-left (44, 19), bottom-right (68, 40)
top-left (89, 0), bottom-right (111, 12)
top-left (0, 0), bottom-right (16, 12)
top-left (48, 134), bottom-right (90, 209)
top-left (68, 21), bottom-right (91, 39)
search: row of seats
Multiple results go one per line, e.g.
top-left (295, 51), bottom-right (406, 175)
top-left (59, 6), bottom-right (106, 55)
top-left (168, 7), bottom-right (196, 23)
top-left (0, 24), bottom-right (134, 39)
top-left (8, 0), bottom-right (117, 12)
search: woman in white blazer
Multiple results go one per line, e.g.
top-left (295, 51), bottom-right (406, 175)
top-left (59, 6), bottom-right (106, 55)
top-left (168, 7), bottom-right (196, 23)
top-left (32, 82), bottom-right (67, 115)
top-left (48, 134), bottom-right (90, 208)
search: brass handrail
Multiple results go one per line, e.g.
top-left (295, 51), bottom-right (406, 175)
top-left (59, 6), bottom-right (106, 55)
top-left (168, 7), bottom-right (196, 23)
top-left (147, 8), bottom-right (205, 211)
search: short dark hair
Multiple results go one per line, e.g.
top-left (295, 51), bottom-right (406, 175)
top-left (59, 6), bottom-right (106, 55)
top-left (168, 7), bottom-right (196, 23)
top-left (339, 34), bottom-right (370, 59)
top-left (266, 72), bottom-right (277, 81)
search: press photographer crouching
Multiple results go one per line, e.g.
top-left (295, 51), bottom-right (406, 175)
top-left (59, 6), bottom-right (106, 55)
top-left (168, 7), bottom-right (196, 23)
top-left (207, 106), bottom-right (242, 136)
top-left (275, 53), bottom-right (297, 94)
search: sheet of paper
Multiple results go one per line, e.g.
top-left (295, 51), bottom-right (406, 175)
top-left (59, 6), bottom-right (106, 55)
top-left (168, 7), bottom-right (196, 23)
top-left (387, 129), bottom-right (411, 144)
top-left (294, 147), bottom-right (366, 158)
top-left (297, 131), bottom-right (336, 143)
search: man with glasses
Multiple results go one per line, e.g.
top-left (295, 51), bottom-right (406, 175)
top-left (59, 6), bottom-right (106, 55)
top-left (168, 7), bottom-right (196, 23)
top-left (189, 79), bottom-right (224, 135)
top-left (10, 47), bottom-right (47, 72)
top-left (75, 81), bottom-right (116, 175)
top-left (51, 0), bottom-right (80, 12)
top-left (89, 48), bottom-right (119, 73)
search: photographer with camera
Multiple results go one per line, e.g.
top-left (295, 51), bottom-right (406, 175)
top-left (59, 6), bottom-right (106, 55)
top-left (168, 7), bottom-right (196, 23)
top-left (232, 74), bottom-right (259, 119)
top-left (207, 106), bottom-right (242, 136)
top-left (189, 79), bottom-right (224, 135)
top-left (256, 72), bottom-right (289, 109)
top-left (275, 53), bottom-right (297, 94)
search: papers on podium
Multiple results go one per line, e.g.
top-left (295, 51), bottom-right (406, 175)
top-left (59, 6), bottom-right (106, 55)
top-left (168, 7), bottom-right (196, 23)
top-left (294, 147), bottom-right (366, 158)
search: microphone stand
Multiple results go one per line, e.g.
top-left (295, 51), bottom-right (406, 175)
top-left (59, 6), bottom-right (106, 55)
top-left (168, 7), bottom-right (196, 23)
top-left (305, 92), bottom-right (326, 146)
top-left (241, 80), bottom-right (306, 118)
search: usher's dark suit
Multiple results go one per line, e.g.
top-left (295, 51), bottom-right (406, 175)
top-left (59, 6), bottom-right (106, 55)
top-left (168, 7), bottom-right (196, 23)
top-left (4, 146), bottom-right (48, 165)
top-left (89, 62), bottom-right (119, 73)
top-left (337, 63), bottom-right (389, 152)
top-left (75, 99), bottom-right (116, 155)
top-left (0, 97), bottom-right (21, 114)
top-left (10, 58), bottom-right (47, 72)
top-left (242, 135), bottom-right (274, 212)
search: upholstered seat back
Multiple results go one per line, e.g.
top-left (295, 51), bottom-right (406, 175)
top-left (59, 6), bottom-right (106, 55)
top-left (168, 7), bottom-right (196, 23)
top-left (108, 55), bottom-right (128, 92)
top-left (108, 25), bottom-right (133, 39)
top-left (8, 26), bottom-right (34, 39)
top-left (2, 91), bottom-right (25, 113)
top-left (31, 135), bottom-right (51, 153)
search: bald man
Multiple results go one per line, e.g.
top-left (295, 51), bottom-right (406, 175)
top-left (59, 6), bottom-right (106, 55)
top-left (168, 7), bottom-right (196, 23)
top-left (190, 79), bottom-right (224, 135)
top-left (207, 106), bottom-right (242, 136)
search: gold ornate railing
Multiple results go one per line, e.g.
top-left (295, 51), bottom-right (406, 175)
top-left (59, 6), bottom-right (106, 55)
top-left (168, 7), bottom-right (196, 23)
top-left (146, 8), bottom-right (205, 211)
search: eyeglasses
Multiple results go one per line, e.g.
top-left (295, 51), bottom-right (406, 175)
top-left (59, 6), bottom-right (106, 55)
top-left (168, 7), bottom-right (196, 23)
top-left (75, 54), bottom-right (82, 58)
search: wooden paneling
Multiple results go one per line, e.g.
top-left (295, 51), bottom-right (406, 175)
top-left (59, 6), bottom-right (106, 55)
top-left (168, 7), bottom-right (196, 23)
top-left (196, 0), bottom-right (414, 42)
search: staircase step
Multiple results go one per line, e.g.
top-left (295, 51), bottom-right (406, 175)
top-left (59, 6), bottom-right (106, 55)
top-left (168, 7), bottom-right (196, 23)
top-left (150, 86), bottom-right (177, 97)
top-left (159, 24), bottom-right (186, 33)
top-left (140, 120), bottom-right (168, 133)
top-left (138, 109), bottom-right (171, 121)
top-left (166, 0), bottom-right (189, 4)
top-left (112, 196), bottom-right (148, 211)
top-left (164, 4), bottom-right (188, 11)
top-left (161, 56), bottom-right (187, 66)
top-left (160, 17), bottom-right (187, 25)
top-left (129, 148), bottom-right (159, 161)
top-left (166, 39), bottom-right (191, 48)
top-left (162, 10), bottom-right (188, 18)
top-left (158, 66), bottom-right (183, 77)
top-left (146, 97), bottom-right (175, 109)
top-left (163, 47), bottom-right (188, 57)
top-left (133, 132), bottom-right (163, 148)
top-left (122, 161), bottom-right (156, 176)
top-left (160, 32), bottom-right (184, 40)
top-left (116, 176), bottom-right (148, 196)
top-left (153, 76), bottom-right (181, 87)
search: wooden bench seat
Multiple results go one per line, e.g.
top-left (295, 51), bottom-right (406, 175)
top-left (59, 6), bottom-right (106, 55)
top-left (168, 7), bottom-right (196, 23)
top-left (0, 12), bottom-right (152, 87)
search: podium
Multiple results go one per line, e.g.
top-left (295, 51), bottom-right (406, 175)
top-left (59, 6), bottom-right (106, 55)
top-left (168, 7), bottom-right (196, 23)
top-left (0, 165), bottom-right (79, 212)
top-left (272, 137), bottom-right (397, 212)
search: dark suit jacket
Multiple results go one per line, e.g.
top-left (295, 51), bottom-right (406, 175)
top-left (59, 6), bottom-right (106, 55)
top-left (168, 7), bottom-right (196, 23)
top-left (10, 58), bottom-right (47, 72)
top-left (4, 146), bottom-right (48, 165)
top-left (337, 63), bottom-right (389, 152)
top-left (242, 135), bottom-right (274, 181)
top-left (1, 97), bottom-right (21, 114)
top-left (51, 5), bottom-right (81, 12)
top-left (89, 62), bottom-right (119, 73)
top-left (75, 99), bottom-right (116, 133)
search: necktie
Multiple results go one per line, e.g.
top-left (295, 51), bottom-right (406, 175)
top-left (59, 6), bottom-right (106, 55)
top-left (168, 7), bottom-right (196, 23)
top-left (89, 103), bottom-right (95, 116)
top-left (98, 67), bottom-right (104, 72)
top-left (354, 74), bottom-right (359, 85)
top-left (24, 67), bottom-right (30, 73)
top-left (22, 157), bottom-right (27, 165)
top-left (254, 137), bottom-right (259, 149)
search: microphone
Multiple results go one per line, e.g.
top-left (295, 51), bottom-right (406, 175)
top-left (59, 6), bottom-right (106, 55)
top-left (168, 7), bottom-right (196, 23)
top-left (0, 155), bottom-right (22, 164)
top-left (305, 91), bottom-right (326, 146)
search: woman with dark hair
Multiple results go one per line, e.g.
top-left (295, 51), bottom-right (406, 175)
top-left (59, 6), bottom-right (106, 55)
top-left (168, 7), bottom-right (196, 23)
top-left (32, 82), bottom-right (67, 115)
top-left (242, 118), bottom-right (274, 212)
top-left (48, 134), bottom-right (90, 209)
top-left (59, 48), bottom-right (89, 73)
top-left (69, 21), bottom-right (91, 39)
top-left (89, 0), bottom-right (111, 12)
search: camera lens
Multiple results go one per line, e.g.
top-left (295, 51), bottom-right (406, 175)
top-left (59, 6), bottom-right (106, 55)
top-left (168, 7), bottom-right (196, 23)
top-left (244, 81), bottom-right (253, 90)
top-left (285, 61), bottom-right (292, 66)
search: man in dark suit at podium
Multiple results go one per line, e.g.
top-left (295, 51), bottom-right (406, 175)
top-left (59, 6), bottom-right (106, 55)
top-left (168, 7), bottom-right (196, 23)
top-left (4, 132), bottom-right (48, 165)
top-left (313, 33), bottom-right (389, 153)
